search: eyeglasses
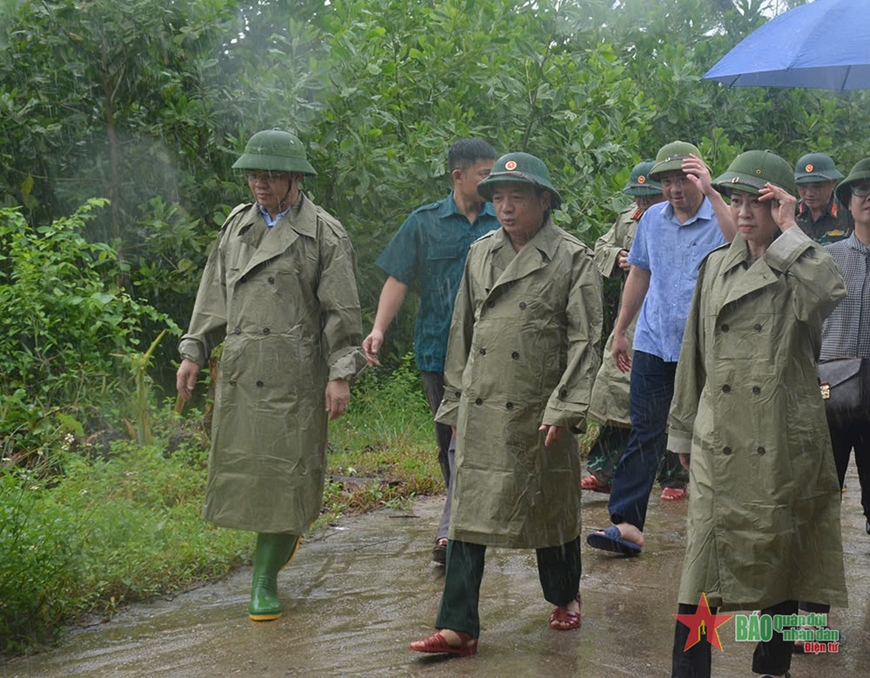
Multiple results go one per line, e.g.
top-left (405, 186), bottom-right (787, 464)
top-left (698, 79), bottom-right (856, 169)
top-left (247, 171), bottom-right (288, 183)
top-left (852, 185), bottom-right (870, 198)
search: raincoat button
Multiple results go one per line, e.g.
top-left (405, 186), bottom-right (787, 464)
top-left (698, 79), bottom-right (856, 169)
top-left (757, 446), bottom-right (766, 455)
top-left (256, 380), bottom-right (264, 387)
top-left (455, 391), bottom-right (461, 398)
top-left (559, 388), bottom-right (568, 398)
top-left (268, 276), bottom-right (275, 284)
top-left (506, 402), bottom-right (514, 410)
top-left (723, 446), bottom-right (732, 455)
top-left (487, 301), bottom-right (495, 308)
top-left (479, 348), bottom-right (486, 355)
top-left (722, 384), bottom-right (731, 393)
top-left (233, 326), bottom-right (242, 334)
top-left (475, 397), bottom-right (483, 405)
top-left (519, 302), bottom-right (527, 310)
top-left (721, 323), bottom-right (730, 332)
top-left (263, 327), bottom-right (271, 334)
top-left (511, 351), bottom-right (520, 359)
top-left (754, 323), bottom-right (762, 332)
top-left (752, 386), bottom-right (761, 395)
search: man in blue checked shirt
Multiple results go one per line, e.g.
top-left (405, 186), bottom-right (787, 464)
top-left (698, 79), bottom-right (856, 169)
top-left (363, 138), bottom-right (499, 567)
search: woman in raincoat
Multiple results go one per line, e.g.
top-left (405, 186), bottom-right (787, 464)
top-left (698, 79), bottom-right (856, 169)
top-left (409, 152), bottom-right (602, 657)
top-left (176, 130), bottom-right (367, 621)
top-left (667, 151), bottom-right (847, 678)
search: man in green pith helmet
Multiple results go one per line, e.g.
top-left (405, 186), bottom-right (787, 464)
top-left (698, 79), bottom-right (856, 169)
top-left (409, 152), bottom-right (602, 657)
top-left (584, 160), bottom-right (689, 500)
top-left (176, 129), bottom-right (367, 621)
top-left (794, 152), bottom-right (853, 244)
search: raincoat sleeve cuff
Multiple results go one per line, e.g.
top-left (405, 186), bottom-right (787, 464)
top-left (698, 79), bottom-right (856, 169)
top-left (667, 431), bottom-right (691, 456)
top-left (765, 227), bottom-right (813, 270)
top-left (328, 347), bottom-right (368, 382)
top-left (178, 337), bottom-right (206, 367)
top-left (594, 246), bottom-right (621, 279)
top-left (434, 397), bottom-right (459, 428)
top-left (542, 403), bottom-right (586, 433)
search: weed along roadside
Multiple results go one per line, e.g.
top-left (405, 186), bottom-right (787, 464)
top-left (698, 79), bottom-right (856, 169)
top-left (0, 361), bottom-right (440, 657)
top-left (7, 467), bottom-right (869, 677)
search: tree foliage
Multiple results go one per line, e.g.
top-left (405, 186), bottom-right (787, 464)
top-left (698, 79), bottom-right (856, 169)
top-left (0, 0), bottom-right (869, 432)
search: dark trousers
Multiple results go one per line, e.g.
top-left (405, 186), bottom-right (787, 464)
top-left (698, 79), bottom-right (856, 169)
top-left (829, 414), bottom-right (870, 519)
top-left (672, 600), bottom-right (796, 677)
top-left (798, 414), bottom-right (870, 615)
top-left (435, 538), bottom-right (582, 638)
top-left (421, 371), bottom-right (453, 487)
top-left (421, 371), bottom-right (455, 541)
top-left (608, 351), bottom-right (677, 530)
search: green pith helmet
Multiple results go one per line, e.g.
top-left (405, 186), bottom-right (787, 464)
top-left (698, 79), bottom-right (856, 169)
top-left (649, 141), bottom-right (704, 179)
top-left (794, 152), bottom-right (843, 184)
top-left (232, 129), bottom-right (317, 175)
top-left (623, 160), bottom-right (662, 196)
top-left (835, 158), bottom-right (870, 204)
top-left (477, 152), bottom-right (562, 209)
top-left (712, 150), bottom-right (796, 197)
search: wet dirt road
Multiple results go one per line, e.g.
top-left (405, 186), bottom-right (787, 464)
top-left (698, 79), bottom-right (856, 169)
top-left (4, 466), bottom-right (869, 677)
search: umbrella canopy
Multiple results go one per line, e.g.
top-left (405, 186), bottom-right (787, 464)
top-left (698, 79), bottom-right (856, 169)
top-left (703, 0), bottom-right (870, 90)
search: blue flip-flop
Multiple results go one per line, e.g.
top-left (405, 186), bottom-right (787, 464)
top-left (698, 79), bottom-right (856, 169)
top-left (586, 526), bottom-right (641, 557)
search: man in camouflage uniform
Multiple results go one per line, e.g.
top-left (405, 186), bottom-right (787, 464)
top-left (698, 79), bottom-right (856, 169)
top-left (794, 152), bottom-right (853, 244)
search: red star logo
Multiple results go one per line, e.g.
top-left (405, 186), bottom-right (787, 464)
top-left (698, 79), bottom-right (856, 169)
top-left (673, 593), bottom-right (734, 651)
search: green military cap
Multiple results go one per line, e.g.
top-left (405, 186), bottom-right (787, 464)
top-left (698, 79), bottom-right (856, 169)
top-left (835, 158), bottom-right (870, 204)
top-left (649, 141), bottom-right (705, 179)
top-left (794, 152), bottom-right (843, 184)
top-left (477, 152), bottom-right (562, 209)
top-left (232, 129), bottom-right (317, 175)
top-left (622, 160), bottom-right (662, 197)
top-left (712, 150), bottom-right (796, 197)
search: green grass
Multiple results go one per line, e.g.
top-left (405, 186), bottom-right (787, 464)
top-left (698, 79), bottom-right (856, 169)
top-left (0, 359), bottom-right (442, 655)
top-left (0, 356), bottom-right (598, 655)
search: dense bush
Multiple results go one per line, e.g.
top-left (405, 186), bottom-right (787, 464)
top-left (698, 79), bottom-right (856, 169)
top-left (0, 203), bottom-right (179, 464)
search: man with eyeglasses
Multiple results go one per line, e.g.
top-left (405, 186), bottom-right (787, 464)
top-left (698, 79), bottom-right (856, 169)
top-left (587, 141), bottom-right (734, 557)
top-left (176, 129), bottom-right (367, 622)
top-left (794, 152), bottom-right (853, 245)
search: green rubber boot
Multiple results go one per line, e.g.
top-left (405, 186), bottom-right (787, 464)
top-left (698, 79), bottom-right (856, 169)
top-left (248, 533), bottom-right (300, 621)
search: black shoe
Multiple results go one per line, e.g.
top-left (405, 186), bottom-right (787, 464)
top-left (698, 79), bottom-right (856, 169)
top-left (432, 539), bottom-right (447, 566)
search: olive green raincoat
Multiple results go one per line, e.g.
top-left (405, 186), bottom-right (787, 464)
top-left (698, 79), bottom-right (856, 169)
top-left (588, 206), bottom-right (640, 427)
top-left (179, 196), bottom-right (367, 534)
top-left (437, 220), bottom-right (602, 549)
top-left (668, 228), bottom-right (848, 611)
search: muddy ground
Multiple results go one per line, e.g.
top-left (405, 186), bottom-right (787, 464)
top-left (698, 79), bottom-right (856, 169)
top-left (4, 465), bottom-right (868, 677)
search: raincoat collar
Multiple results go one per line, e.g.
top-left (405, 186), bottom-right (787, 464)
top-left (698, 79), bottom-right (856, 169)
top-left (237, 193), bottom-right (318, 279)
top-left (715, 234), bottom-right (780, 311)
top-left (715, 228), bottom-right (816, 311)
top-left (488, 217), bottom-right (559, 289)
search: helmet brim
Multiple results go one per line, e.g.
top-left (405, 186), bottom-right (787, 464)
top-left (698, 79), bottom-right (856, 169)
top-left (477, 171), bottom-right (563, 210)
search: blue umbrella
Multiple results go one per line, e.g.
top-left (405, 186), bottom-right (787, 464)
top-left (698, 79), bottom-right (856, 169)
top-left (704, 0), bottom-right (870, 90)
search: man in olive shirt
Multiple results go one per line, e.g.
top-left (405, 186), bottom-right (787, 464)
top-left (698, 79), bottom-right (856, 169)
top-left (363, 138), bottom-right (499, 566)
top-left (794, 152), bottom-right (853, 244)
